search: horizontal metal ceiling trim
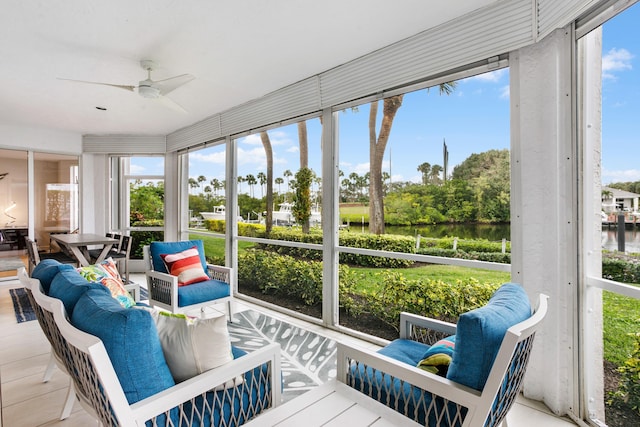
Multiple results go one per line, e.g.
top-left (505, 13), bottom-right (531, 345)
top-left (220, 77), bottom-right (320, 136)
top-left (166, 115), bottom-right (222, 152)
top-left (319, 0), bottom-right (534, 107)
top-left (82, 135), bottom-right (166, 153)
top-left (537, 0), bottom-right (603, 39)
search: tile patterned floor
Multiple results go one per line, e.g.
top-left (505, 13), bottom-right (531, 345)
top-left (0, 273), bottom-right (577, 426)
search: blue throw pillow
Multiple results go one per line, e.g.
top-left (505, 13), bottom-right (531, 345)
top-left (446, 283), bottom-right (531, 391)
top-left (48, 268), bottom-right (106, 315)
top-left (71, 289), bottom-right (175, 404)
top-left (31, 259), bottom-right (75, 295)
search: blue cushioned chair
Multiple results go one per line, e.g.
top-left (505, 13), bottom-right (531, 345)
top-left (337, 283), bottom-right (549, 427)
top-left (144, 240), bottom-right (233, 318)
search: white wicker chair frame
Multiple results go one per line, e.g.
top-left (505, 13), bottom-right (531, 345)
top-left (336, 294), bottom-right (548, 427)
top-left (18, 268), bottom-right (76, 420)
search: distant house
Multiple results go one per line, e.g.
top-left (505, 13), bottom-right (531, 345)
top-left (602, 186), bottom-right (640, 214)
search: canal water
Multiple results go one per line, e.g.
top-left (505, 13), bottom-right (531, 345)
top-left (384, 224), bottom-right (640, 254)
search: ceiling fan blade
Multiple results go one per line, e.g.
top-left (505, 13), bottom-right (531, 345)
top-left (57, 78), bottom-right (136, 92)
top-left (157, 95), bottom-right (188, 114)
top-left (154, 74), bottom-right (195, 96)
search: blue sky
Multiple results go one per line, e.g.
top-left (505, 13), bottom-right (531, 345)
top-left (136, 4), bottom-right (638, 189)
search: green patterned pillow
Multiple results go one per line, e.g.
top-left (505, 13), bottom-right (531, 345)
top-left (417, 335), bottom-right (456, 377)
top-left (77, 258), bottom-right (135, 308)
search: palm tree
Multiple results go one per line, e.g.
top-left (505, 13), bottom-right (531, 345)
top-left (188, 177), bottom-right (199, 194)
top-left (237, 176), bottom-right (245, 194)
top-left (275, 177), bottom-right (284, 195)
top-left (368, 82), bottom-right (456, 234)
top-left (257, 172), bottom-right (267, 199)
top-left (260, 132), bottom-right (274, 234)
top-left (245, 174), bottom-right (257, 198)
top-left (417, 162), bottom-right (431, 185)
top-left (283, 169), bottom-right (293, 198)
top-left (430, 164), bottom-right (443, 185)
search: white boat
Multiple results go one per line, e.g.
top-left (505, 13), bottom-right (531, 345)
top-left (272, 202), bottom-right (294, 225)
top-left (201, 205), bottom-right (244, 222)
top-left (271, 202), bottom-right (321, 226)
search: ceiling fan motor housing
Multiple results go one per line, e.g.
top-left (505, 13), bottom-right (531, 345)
top-left (138, 82), bottom-right (160, 98)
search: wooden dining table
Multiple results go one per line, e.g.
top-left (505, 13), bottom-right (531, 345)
top-left (49, 233), bottom-right (120, 267)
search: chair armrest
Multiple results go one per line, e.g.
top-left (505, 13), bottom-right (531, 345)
top-left (399, 311), bottom-right (457, 342)
top-left (206, 264), bottom-right (232, 283)
top-left (336, 341), bottom-right (481, 423)
top-left (131, 343), bottom-right (282, 423)
top-left (145, 270), bottom-right (179, 307)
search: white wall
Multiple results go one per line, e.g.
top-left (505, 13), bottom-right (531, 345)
top-left (0, 122), bottom-right (81, 154)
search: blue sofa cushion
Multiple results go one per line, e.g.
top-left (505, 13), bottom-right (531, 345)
top-left (49, 268), bottom-right (106, 315)
top-left (71, 289), bottom-right (176, 404)
top-left (447, 283), bottom-right (531, 391)
top-left (177, 278), bottom-right (230, 307)
top-left (31, 259), bottom-right (75, 294)
top-left (150, 240), bottom-right (207, 274)
top-left (378, 339), bottom-right (429, 366)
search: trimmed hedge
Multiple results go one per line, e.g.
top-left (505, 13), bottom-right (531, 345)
top-left (237, 249), bottom-right (500, 331)
top-left (365, 271), bottom-right (500, 331)
top-left (237, 249), bottom-right (358, 310)
top-left (416, 247), bottom-right (511, 264)
top-left (603, 253), bottom-right (640, 284)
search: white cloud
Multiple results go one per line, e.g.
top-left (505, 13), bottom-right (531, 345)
top-left (286, 146), bottom-right (299, 153)
top-left (602, 48), bottom-right (633, 80)
top-left (499, 85), bottom-right (510, 99)
top-left (602, 168), bottom-right (640, 184)
top-left (465, 68), bottom-right (507, 83)
top-left (129, 164), bottom-right (146, 174)
top-left (190, 151), bottom-right (226, 165)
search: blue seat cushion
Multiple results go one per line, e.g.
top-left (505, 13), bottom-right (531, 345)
top-left (447, 283), bottom-right (532, 391)
top-left (31, 259), bottom-right (75, 294)
top-left (48, 268), bottom-right (105, 315)
top-left (150, 240), bottom-right (207, 274)
top-left (177, 278), bottom-right (230, 307)
top-left (378, 339), bottom-right (429, 366)
top-left (71, 289), bottom-right (176, 404)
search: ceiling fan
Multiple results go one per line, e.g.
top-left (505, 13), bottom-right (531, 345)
top-left (58, 60), bottom-right (195, 111)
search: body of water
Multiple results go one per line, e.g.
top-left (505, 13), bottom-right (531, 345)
top-left (383, 223), bottom-right (640, 254)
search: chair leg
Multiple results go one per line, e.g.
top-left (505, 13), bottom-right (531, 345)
top-left (59, 379), bottom-right (76, 420)
top-left (228, 300), bottom-right (233, 323)
top-left (43, 352), bottom-right (56, 382)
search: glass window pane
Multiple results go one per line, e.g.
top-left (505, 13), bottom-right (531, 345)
top-left (234, 118), bottom-right (323, 319)
top-left (337, 71), bottom-right (511, 338)
top-left (0, 149), bottom-right (28, 257)
top-left (33, 152), bottom-right (79, 252)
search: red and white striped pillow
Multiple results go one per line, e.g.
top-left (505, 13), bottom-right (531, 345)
top-left (160, 246), bottom-right (209, 286)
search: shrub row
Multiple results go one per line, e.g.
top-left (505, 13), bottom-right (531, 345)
top-left (415, 247), bottom-right (511, 264)
top-left (418, 236), bottom-right (510, 253)
top-left (365, 271), bottom-right (500, 331)
top-left (237, 249), bottom-right (499, 330)
top-left (237, 249), bottom-right (359, 310)
top-left (602, 254), bottom-right (640, 284)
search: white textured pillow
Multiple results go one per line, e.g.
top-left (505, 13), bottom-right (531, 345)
top-left (154, 312), bottom-right (234, 383)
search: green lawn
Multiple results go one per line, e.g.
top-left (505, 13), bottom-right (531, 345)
top-left (349, 264), bottom-right (510, 293)
top-left (603, 290), bottom-right (640, 366)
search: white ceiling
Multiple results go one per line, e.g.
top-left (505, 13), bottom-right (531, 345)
top-left (0, 0), bottom-right (497, 137)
